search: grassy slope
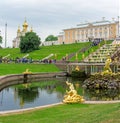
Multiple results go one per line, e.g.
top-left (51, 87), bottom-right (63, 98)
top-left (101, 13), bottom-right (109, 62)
top-left (0, 42), bottom-right (100, 76)
top-left (0, 42), bottom-right (91, 60)
top-left (0, 103), bottom-right (120, 123)
top-left (0, 41), bottom-right (113, 76)
top-left (70, 40), bottom-right (113, 61)
top-left (0, 41), bottom-right (112, 61)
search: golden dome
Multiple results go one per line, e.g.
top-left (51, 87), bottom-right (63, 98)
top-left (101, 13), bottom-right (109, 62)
top-left (22, 19), bottom-right (28, 32)
top-left (23, 19), bottom-right (28, 27)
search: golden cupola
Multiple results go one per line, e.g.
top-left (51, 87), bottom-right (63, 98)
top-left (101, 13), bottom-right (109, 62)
top-left (23, 19), bottom-right (28, 32)
top-left (17, 26), bottom-right (21, 33)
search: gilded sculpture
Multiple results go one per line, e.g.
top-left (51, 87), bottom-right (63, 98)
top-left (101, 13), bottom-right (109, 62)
top-left (63, 81), bottom-right (85, 104)
top-left (102, 56), bottom-right (112, 74)
top-left (23, 69), bottom-right (32, 74)
top-left (75, 66), bottom-right (80, 71)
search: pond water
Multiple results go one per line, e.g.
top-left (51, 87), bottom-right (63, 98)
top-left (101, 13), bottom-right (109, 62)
top-left (0, 77), bottom-right (120, 111)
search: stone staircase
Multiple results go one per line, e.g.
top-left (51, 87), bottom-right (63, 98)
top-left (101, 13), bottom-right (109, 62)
top-left (54, 46), bottom-right (91, 71)
top-left (111, 47), bottom-right (120, 72)
top-left (83, 44), bottom-right (120, 63)
top-left (111, 47), bottom-right (120, 60)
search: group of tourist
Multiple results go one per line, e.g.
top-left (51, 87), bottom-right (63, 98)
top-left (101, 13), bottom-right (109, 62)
top-left (0, 56), bottom-right (57, 64)
top-left (91, 38), bottom-right (103, 46)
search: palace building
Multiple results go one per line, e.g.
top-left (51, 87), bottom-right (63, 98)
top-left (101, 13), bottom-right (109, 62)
top-left (58, 18), bottom-right (119, 44)
top-left (12, 19), bottom-right (33, 48)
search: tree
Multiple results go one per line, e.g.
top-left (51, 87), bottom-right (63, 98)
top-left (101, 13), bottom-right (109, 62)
top-left (45, 35), bottom-right (58, 41)
top-left (19, 32), bottom-right (41, 53)
top-left (0, 36), bottom-right (2, 44)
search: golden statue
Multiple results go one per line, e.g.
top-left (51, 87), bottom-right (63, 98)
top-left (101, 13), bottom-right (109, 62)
top-left (63, 81), bottom-right (85, 104)
top-left (23, 69), bottom-right (32, 74)
top-left (82, 54), bottom-right (85, 59)
top-left (54, 54), bottom-right (57, 59)
top-left (102, 56), bottom-right (112, 74)
top-left (75, 66), bottom-right (80, 71)
top-left (76, 53), bottom-right (78, 60)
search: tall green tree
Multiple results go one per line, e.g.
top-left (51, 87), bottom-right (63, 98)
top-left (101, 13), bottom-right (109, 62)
top-left (19, 32), bottom-right (41, 53)
top-left (0, 36), bottom-right (2, 44)
top-left (45, 35), bottom-right (58, 41)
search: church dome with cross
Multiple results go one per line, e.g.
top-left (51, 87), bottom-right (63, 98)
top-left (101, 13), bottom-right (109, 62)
top-left (13, 19), bottom-right (33, 48)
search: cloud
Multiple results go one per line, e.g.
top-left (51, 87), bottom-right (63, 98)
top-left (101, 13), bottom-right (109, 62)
top-left (0, 0), bottom-right (119, 47)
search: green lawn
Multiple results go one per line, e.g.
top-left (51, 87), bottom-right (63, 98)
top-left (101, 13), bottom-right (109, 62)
top-left (0, 42), bottom-right (91, 60)
top-left (0, 103), bottom-right (120, 123)
top-left (70, 40), bottom-right (113, 61)
top-left (0, 41), bottom-right (113, 62)
top-left (0, 63), bottom-right (60, 75)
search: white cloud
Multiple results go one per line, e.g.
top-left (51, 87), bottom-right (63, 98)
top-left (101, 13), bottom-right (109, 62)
top-left (0, 0), bottom-right (119, 47)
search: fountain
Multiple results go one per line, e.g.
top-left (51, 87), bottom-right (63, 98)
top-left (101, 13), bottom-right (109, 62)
top-left (63, 81), bottom-right (85, 104)
top-left (83, 57), bottom-right (120, 89)
top-left (84, 43), bottom-right (119, 63)
top-left (0, 76), bottom-right (120, 112)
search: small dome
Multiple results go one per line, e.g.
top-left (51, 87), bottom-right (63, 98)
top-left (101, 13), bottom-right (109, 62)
top-left (23, 20), bottom-right (28, 27)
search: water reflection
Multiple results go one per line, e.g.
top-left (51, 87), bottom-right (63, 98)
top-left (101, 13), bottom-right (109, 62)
top-left (16, 86), bottom-right (39, 108)
top-left (0, 78), bottom-right (67, 111)
top-left (84, 89), bottom-right (120, 101)
top-left (0, 77), bottom-right (120, 111)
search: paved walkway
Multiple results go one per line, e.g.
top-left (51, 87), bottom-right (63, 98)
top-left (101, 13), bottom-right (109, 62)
top-left (85, 100), bottom-right (120, 104)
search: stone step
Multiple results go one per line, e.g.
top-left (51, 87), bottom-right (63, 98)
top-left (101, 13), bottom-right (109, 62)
top-left (84, 43), bottom-right (119, 63)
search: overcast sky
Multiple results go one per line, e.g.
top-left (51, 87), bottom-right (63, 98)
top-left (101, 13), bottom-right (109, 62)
top-left (0, 0), bottom-right (119, 47)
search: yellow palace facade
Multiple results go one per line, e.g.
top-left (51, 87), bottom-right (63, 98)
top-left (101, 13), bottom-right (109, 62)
top-left (58, 18), bottom-right (119, 44)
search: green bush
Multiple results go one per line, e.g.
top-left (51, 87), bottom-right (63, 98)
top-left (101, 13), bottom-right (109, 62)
top-left (71, 70), bottom-right (87, 78)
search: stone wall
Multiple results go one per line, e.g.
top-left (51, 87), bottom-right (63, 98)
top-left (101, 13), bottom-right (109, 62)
top-left (0, 72), bottom-right (67, 91)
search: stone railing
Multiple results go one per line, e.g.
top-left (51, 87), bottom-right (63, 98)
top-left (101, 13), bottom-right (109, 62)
top-left (0, 72), bottom-right (67, 91)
